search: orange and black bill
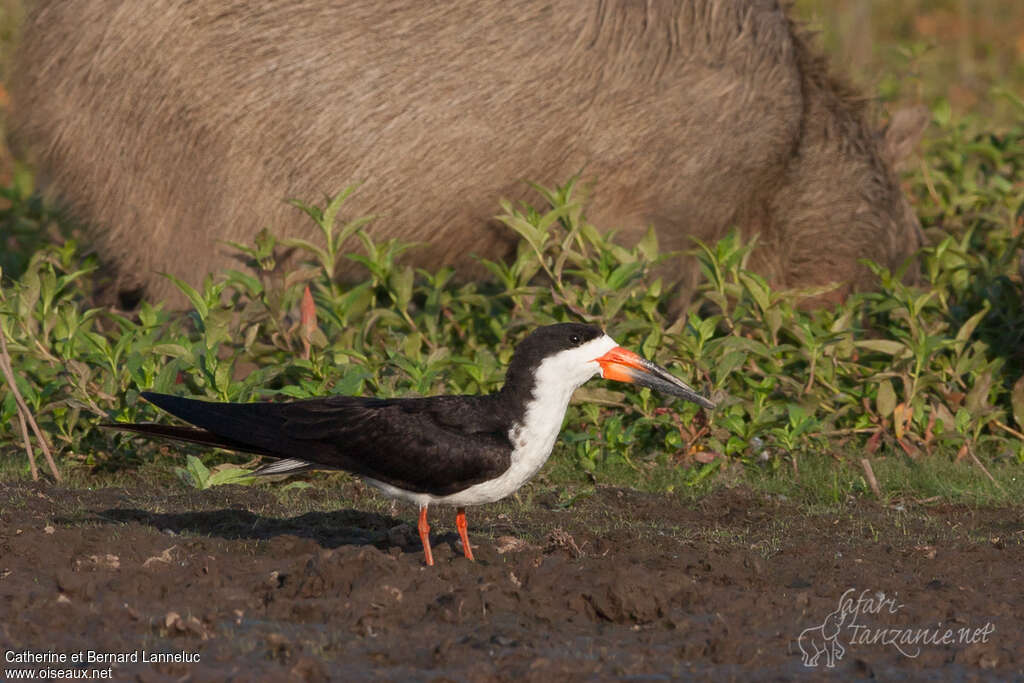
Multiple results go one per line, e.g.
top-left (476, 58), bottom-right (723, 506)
top-left (595, 346), bottom-right (715, 410)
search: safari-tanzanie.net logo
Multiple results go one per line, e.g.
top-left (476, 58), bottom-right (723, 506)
top-left (797, 588), bottom-right (996, 668)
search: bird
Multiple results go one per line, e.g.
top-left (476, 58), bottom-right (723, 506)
top-left (105, 323), bottom-right (714, 566)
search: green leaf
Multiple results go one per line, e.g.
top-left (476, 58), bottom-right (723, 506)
top-left (19, 264), bottom-right (41, 315)
top-left (965, 371), bottom-right (994, 416)
top-left (279, 237), bottom-right (325, 257)
top-left (497, 209), bottom-right (545, 253)
top-left (176, 455), bottom-right (211, 489)
top-left (214, 361), bottom-right (234, 396)
top-left (321, 186), bottom-right (357, 236)
top-left (738, 272), bottom-right (770, 313)
top-left (636, 226), bottom-right (659, 262)
top-left (955, 408), bottom-right (971, 434)
top-left (206, 467), bottom-right (259, 488)
top-left (160, 273), bottom-right (208, 318)
top-left (279, 385), bottom-right (313, 398)
top-left (855, 339), bottom-right (908, 356)
top-left (606, 262), bottom-right (642, 290)
top-left (278, 236), bottom-right (325, 266)
top-left (954, 304), bottom-right (990, 346)
top-left (402, 332), bottom-right (422, 360)
top-left (715, 351), bottom-right (747, 384)
top-left (1011, 376), bottom-right (1024, 432)
top-left (150, 344), bottom-right (191, 359)
top-left (876, 380), bottom-right (897, 418)
top-left (390, 266), bottom-right (414, 310)
top-left (332, 368), bottom-right (371, 396)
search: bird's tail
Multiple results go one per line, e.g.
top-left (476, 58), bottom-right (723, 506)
top-left (100, 422), bottom-right (313, 476)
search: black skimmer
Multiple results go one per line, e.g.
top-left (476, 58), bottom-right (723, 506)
top-left (106, 323), bottom-right (714, 565)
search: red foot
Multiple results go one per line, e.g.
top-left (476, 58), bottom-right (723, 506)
top-left (418, 505), bottom-right (434, 566)
top-left (456, 507), bottom-right (475, 561)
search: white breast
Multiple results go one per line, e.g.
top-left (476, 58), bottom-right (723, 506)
top-left (365, 334), bottom-right (619, 507)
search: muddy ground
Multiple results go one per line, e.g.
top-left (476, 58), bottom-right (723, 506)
top-left (1, 478), bottom-right (1021, 681)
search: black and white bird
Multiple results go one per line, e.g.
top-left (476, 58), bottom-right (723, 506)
top-left (107, 323), bottom-right (714, 565)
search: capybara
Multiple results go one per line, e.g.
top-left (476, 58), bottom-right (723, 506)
top-left (7, 0), bottom-right (927, 306)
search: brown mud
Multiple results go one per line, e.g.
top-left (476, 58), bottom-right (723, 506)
top-left (1, 480), bottom-right (1021, 681)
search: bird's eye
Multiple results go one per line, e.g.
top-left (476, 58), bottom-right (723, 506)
top-left (570, 334), bottom-right (581, 345)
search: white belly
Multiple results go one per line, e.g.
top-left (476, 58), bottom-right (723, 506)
top-left (362, 423), bottom-right (559, 507)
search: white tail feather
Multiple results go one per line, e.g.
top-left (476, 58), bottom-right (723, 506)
top-left (251, 458), bottom-right (314, 476)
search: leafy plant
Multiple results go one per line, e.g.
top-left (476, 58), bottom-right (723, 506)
top-left (174, 455), bottom-right (259, 490)
top-left (0, 108), bottom-right (1022, 498)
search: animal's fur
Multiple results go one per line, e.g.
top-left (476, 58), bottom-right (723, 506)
top-left (7, 0), bottom-right (927, 305)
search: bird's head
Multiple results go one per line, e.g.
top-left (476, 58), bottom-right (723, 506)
top-left (504, 323), bottom-right (715, 410)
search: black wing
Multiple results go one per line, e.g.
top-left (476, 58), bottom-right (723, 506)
top-left (109, 392), bottom-right (514, 496)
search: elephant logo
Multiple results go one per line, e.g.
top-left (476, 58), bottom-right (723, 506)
top-left (798, 604), bottom-right (848, 668)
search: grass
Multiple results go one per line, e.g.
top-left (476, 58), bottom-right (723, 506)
top-left (742, 451), bottom-right (1024, 507)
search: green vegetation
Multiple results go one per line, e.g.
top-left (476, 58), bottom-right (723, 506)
top-left (1, 2), bottom-right (1022, 503)
top-left (0, 105), bottom-right (1021, 503)
top-left (794, 0), bottom-right (1024, 128)
top-left (174, 454), bottom-right (259, 490)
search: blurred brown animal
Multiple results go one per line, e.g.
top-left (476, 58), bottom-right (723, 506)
top-left (7, 0), bottom-right (927, 306)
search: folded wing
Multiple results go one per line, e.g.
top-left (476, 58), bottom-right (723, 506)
top-left (116, 392), bottom-right (514, 496)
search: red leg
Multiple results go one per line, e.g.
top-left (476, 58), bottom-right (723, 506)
top-left (455, 507), bottom-right (475, 561)
top-left (417, 505), bottom-right (434, 566)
